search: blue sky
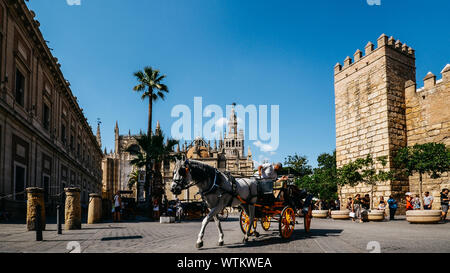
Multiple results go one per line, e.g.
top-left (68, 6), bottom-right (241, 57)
top-left (27, 0), bottom-right (450, 167)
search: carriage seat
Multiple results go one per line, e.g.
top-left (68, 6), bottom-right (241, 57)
top-left (257, 180), bottom-right (275, 205)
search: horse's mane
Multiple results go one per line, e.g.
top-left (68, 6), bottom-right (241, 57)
top-left (187, 160), bottom-right (218, 182)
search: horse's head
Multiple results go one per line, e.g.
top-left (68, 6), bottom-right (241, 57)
top-left (171, 159), bottom-right (192, 195)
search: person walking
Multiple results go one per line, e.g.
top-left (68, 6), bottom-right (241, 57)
top-left (387, 195), bottom-right (398, 220)
top-left (405, 193), bottom-right (414, 211)
top-left (352, 194), bottom-right (363, 223)
top-left (441, 189), bottom-right (449, 222)
top-left (153, 199), bottom-right (160, 220)
top-left (113, 191), bottom-right (122, 222)
top-left (423, 192), bottom-right (434, 210)
top-left (413, 194), bottom-right (421, 210)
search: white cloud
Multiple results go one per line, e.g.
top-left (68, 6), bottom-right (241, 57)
top-left (215, 117), bottom-right (228, 128)
top-left (253, 141), bottom-right (276, 153)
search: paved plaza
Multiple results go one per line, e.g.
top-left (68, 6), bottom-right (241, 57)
top-left (0, 215), bottom-right (449, 253)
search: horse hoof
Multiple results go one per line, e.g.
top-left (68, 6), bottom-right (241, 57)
top-left (196, 242), bottom-right (203, 249)
top-left (255, 232), bottom-right (260, 238)
top-left (218, 241), bottom-right (224, 247)
top-left (242, 238), bottom-right (248, 244)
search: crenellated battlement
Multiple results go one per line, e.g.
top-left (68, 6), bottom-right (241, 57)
top-left (405, 64), bottom-right (450, 94)
top-left (335, 34), bottom-right (415, 75)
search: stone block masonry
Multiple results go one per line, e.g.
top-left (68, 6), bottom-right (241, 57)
top-left (334, 34), bottom-right (450, 212)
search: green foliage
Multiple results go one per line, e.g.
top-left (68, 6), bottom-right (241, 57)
top-left (295, 151), bottom-right (338, 201)
top-left (337, 154), bottom-right (393, 187)
top-left (283, 154), bottom-right (313, 178)
top-left (133, 66), bottom-right (169, 102)
top-left (394, 143), bottom-right (450, 179)
top-left (127, 131), bottom-right (180, 195)
top-left (128, 169), bottom-right (140, 190)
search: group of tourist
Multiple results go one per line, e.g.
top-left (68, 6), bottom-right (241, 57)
top-left (405, 189), bottom-right (449, 221)
top-left (343, 188), bottom-right (449, 223)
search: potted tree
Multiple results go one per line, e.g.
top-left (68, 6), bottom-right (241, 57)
top-left (395, 143), bottom-right (450, 224)
top-left (357, 155), bottom-right (393, 221)
top-left (336, 158), bottom-right (364, 220)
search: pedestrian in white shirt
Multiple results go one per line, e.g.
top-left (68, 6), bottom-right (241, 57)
top-left (423, 192), bottom-right (434, 210)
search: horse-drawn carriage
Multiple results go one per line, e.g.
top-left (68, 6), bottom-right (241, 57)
top-left (238, 179), bottom-right (313, 239)
top-left (170, 159), bottom-right (314, 248)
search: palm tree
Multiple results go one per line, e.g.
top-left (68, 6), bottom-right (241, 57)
top-left (126, 131), bottom-right (180, 204)
top-left (128, 169), bottom-right (140, 190)
top-left (133, 66), bottom-right (169, 137)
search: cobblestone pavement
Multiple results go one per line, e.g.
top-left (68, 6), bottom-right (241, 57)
top-left (0, 215), bottom-right (449, 253)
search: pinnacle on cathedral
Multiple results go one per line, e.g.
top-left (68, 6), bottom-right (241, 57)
top-left (96, 122), bottom-right (102, 148)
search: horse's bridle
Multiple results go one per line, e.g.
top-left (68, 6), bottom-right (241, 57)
top-left (174, 162), bottom-right (221, 196)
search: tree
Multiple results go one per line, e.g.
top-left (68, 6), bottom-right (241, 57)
top-left (395, 143), bottom-right (450, 210)
top-left (336, 159), bottom-right (363, 205)
top-left (284, 154), bottom-right (313, 178)
top-left (132, 66), bottom-right (169, 137)
top-left (295, 152), bottom-right (338, 209)
top-left (128, 169), bottom-right (140, 190)
top-left (127, 131), bottom-right (180, 203)
top-left (337, 154), bottom-right (393, 209)
top-left (356, 155), bottom-right (393, 209)
top-left (132, 66), bottom-right (169, 204)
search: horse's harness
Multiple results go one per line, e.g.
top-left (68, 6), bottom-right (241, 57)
top-left (177, 164), bottom-right (245, 205)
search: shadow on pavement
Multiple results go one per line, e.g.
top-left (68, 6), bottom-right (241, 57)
top-left (201, 228), bottom-right (344, 251)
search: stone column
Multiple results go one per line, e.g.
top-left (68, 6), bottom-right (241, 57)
top-left (26, 187), bottom-right (46, 231)
top-left (65, 188), bottom-right (81, 230)
top-left (88, 193), bottom-right (102, 224)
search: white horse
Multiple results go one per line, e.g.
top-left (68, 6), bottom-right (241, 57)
top-left (170, 159), bottom-right (258, 248)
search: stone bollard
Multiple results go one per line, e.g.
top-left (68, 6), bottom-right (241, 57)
top-left (26, 187), bottom-right (46, 231)
top-left (88, 193), bottom-right (102, 224)
top-left (65, 188), bottom-right (82, 230)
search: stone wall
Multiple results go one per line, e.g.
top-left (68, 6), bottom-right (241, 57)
top-left (404, 65), bottom-right (450, 209)
top-left (334, 34), bottom-right (415, 210)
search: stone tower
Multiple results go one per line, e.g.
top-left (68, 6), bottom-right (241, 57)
top-left (334, 34), bottom-right (416, 206)
top-left (224, 106), bottom-right (245, 158)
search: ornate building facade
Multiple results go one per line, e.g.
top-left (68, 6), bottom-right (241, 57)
top-left (102, 107), bottom-right (255, 202)
top-left (334, 34), bottom-right (450, 211)
top-left (0, 0), bottom-right (103, 217)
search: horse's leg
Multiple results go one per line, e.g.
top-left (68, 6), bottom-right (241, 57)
top-left (213, 216), bottom-right (225, 246)
top-left (244, 205), bottom-right (256, 243)
top-left (196, 207), bottom-right (219, 249)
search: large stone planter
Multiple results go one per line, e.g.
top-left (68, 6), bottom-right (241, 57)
top-left (406, 210), bottom-right (442, 224)
top-left (160, 216), bottom-right (176, 224)
top-left (26, 188), bottom-right (46, 231)
top-left (368, 210), bottom-right (385, 222)
top-left (331, 210), bottom-right (350, 220)
top-left (88, 193), bottom-right (102, 224)
top-left (312, 210), bottom-right (329, 219)
top-left (65, 188), bottom-right (82, 230)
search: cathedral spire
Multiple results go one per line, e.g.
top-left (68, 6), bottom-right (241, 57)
top-left (114, 121), bottom-right (120, 155)
top-left (228, 103), bottom-right (238, 137)
top-left (155, 121), bottom-right (162, 136)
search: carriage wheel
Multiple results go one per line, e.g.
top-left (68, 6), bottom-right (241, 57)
top-left (279, 207), bottom-right (295, 239)
top-left (260, 216), bottom-right (271, 231)
top-left (304, 205), bottom-right (312, 233)
top-left (240, 210), bottom-right (257, 235)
